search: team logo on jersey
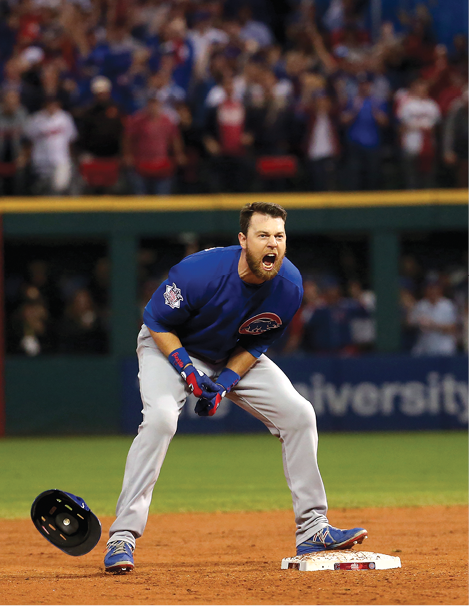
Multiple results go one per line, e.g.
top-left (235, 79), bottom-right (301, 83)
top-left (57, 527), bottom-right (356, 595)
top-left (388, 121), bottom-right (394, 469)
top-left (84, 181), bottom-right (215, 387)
top-left (239, 313), bottom-right (282, 335)
top-left (164, 283), bottom-right (183, 309)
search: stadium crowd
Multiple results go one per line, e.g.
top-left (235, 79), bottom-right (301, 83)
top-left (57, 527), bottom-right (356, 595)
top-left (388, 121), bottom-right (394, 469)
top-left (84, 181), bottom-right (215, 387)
top-left (0, 0), bottom-right (467, 196)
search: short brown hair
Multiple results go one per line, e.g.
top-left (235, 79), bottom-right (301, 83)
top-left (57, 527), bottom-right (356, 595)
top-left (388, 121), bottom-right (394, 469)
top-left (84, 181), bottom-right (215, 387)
top-left (239, 202), bottom-right (287, 235)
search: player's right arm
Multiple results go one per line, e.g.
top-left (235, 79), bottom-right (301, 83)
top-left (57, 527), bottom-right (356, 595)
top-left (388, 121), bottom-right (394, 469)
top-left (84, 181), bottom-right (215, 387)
top-left (148, 328), bottom-right (182, 357)
top-left (144, 262), bottom-right (221, 398)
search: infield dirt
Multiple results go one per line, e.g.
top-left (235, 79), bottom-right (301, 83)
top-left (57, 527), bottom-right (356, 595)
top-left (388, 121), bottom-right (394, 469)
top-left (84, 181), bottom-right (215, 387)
top-left (1, 505), bottom-right (467, 605)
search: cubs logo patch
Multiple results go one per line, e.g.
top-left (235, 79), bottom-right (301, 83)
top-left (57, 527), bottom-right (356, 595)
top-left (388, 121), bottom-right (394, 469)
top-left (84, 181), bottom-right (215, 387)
top-left (164, 283), bottom-right (183, 309)
top-left (239, 313), bottom-right (282, 335)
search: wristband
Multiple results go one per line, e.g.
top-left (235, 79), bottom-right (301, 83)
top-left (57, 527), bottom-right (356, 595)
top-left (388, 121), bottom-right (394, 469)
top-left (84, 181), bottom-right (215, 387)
top-left (216, 368), bottom-right (240, 393)
top-left (168, 347), bottom-right (192, 373)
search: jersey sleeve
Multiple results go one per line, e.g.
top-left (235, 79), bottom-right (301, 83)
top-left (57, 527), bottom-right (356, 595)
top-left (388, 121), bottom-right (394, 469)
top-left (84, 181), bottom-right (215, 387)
top-left (142, 260), bottom-right (205, 333)
top-left (240, 324), bottom-right (289, 358)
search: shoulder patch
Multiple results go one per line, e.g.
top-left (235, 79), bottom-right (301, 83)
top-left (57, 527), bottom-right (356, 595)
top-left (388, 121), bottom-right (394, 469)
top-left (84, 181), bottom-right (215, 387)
top-left (164, 283), bottom-right (184, 309)
top-left (239, 313), bottom-right (282, 335)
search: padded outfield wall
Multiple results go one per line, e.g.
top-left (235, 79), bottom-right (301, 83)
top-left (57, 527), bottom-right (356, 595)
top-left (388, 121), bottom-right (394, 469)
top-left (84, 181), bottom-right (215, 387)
top-left (0, 190), bottom-right (467, 436)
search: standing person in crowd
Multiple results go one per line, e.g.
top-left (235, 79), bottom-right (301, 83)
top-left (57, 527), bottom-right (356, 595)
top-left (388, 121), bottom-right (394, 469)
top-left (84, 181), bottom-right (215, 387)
top-left (76, 76), bottom-right (123, 161)
top-left (409, 276), bottom-right (458, 356)
top-left (397, 79), bottom-right (440, 189)
top-left (7, 296), bottom-right (54, 357)
top-left (203, 74), bottom-right (254, 192)
top-left (0, 89), bottom-right (28, 195)
top-left (443, 88), bottom-right (468, 188)
top-left (188, 10), bottom-right (228, 82)
top-left (304, 92), bottom-right (340, 191)
top-left (238, 5), bottom-right (274, 50)
top-left (247, 68), bottom-right (294, 157)
top-left (124, 92), bottom-right (185, 195)
top-left (302, 276), bottom-right (363, 355)
top-left (58, 288), bottom-right (108, 354)
top-left (283, 277), bottom-right (321, 354)
top-left (340, 73), bottom-right (389, 190)
top-left (147, 63), bottom-right (186, 112)
top-left (24, 95), bottom-right (77, 195)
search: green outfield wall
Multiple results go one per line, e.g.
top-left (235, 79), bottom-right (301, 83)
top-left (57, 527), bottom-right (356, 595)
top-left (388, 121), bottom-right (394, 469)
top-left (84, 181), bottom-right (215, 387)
top-left (1, 190), bottom-right (467, 435)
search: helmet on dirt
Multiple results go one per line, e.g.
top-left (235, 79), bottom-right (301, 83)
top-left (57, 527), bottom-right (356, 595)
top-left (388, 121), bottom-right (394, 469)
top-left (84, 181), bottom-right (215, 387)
top-left (31, 489), bottom-right (101, 556)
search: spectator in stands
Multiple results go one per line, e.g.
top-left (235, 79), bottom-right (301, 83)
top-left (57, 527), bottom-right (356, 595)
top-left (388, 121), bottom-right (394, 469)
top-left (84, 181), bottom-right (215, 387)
top-left (340, 73), bottom-right (389, 190)
top-left (247, 68), bottom-right (294, 154)
top-left (89, 257), bottom-right (110, 324)
top-left (111, 47), bottom-right (152, 115)
top-left (147, 62), bottom-right (186, 112)
top-left (7, 296), bottom-right (54, 357)
top-left (0, 89), bottom-right (28, 195)
top-left (398, 79), bottom-right (441, 189)
top-left (238, 5), bottom-right (274, 50)
top-left (58, 288), bottom-right (108, 354)
top-left (302, 276), bottom-right (362, 355)
top-left (420, 44), bottom-right (459, 105)
top-left (203, 74), bottom-right (253, 192)
top-left (1, 57), bottom-right (43, 114)
top-left (22, 259), bottom-right (63, 318)
top-left (304, 92), bottom-right (340, 191)
top-left (449, 33), bottom-right (468, 73)
top-left (152, 18), bottom-right (195, 93)
top-left (399, 278), bottom-right (418, 352)
top-left (409, 275), bottom-right (458, 356)
top-left (443, 88), bottom-right (468, 188)
top-left (124, 92), bottom-right (185, 195)
top-left (283, 277), bottom-right (321, 354)
top-left (77, 76), bottom-right (123, 160)
top-left (188, 10), bottom-right (229, 82)
top-left (39, 61), bottom-right (78, 113)
top-left (175, 102), bottom-right (205, 193)
top-left (435, 70), bottom-right (466, 118)
top-left (346, 279), bottom-right (375, 351)
top-left (24, 95), bottom-right (77, 195)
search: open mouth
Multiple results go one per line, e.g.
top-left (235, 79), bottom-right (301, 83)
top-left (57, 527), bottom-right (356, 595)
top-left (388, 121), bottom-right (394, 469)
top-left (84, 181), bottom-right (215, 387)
top-left (262, 253), bottom-right (277, 270)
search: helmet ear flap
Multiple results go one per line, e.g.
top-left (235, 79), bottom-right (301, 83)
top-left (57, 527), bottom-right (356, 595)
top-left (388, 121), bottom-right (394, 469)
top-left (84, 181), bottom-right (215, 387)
top-left (31, 489), bottom-right (101, 556)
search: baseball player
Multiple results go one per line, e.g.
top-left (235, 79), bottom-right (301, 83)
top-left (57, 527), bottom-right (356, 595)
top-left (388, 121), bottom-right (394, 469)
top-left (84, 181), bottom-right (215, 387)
top-left (104, 202), bottom-right (367, 573)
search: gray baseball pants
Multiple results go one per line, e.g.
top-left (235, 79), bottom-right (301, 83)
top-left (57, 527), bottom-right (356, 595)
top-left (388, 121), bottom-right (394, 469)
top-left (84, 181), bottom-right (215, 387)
top-left (109, 325), bottom-right (329, 549)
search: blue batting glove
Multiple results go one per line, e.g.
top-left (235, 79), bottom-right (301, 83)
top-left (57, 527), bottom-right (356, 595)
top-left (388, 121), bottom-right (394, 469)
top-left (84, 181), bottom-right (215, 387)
top-left (194, 368), bottom-right (240, 417)
top-left (168, 347), bottom-right (220, 398)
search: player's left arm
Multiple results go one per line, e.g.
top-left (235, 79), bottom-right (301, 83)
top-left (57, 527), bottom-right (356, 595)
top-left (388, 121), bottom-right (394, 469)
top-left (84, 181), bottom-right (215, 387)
top-left (225, 345), bottom-right (257, 378)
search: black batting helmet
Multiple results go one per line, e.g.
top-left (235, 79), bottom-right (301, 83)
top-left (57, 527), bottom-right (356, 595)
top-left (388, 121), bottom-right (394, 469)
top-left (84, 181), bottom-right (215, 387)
top-left (31, 489), bottom-right (101, 556)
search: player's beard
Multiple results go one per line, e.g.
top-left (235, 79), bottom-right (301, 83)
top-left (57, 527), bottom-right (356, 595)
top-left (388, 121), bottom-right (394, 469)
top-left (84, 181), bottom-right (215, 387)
top-left (245, 244), bottom-right (285, 282)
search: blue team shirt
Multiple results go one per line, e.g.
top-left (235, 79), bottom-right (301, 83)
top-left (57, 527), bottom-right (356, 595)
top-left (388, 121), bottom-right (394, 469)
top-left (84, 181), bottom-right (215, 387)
top-left (143, 245), bottom-right (303, 362)
top-left (346, 97), bottom-right (388, 149)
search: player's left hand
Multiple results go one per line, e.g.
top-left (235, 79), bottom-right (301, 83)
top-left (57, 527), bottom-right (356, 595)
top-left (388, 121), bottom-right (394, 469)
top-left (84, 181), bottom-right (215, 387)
top-left (194, 388), bottom-right (225, 417)
top-left (194, 368), bottom-right (240, 417)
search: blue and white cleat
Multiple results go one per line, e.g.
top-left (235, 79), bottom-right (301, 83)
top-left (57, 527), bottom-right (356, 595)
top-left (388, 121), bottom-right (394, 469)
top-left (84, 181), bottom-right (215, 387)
top-left (297, 525), bottom-right (368, 555)
top-left (104, 540), bottom-right (134, 573)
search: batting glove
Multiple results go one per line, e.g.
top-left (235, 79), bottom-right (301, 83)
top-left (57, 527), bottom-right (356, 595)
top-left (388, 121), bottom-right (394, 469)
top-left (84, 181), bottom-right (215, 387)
top-left (194, 368), bottom-right (240, 417)
top-left (168, 347), bottom-right (220, 399)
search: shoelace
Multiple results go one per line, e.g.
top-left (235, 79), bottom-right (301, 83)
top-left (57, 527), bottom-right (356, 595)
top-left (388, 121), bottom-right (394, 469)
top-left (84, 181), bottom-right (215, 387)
top-left (308, 527), bottom-right (333, 546)
top-left (108, 540), bottom-right (133, 554)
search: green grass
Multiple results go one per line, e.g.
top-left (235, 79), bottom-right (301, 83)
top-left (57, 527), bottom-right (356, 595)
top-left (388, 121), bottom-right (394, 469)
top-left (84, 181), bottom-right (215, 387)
top-left (0, 432), bottom-right (467, 519)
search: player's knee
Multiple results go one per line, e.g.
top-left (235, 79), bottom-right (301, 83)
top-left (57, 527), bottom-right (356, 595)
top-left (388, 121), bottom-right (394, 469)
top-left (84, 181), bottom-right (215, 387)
top-left (140, 401), bottom-right (178, 438)
top-left (283, 398), bottom-right (317, 433)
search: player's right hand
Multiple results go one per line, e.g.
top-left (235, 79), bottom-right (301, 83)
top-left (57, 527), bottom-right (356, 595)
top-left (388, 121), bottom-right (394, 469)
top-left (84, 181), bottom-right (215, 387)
top-left (168, 346), bottom-right (220, 398)
top-left (180, 365), bottom-right (220, 399)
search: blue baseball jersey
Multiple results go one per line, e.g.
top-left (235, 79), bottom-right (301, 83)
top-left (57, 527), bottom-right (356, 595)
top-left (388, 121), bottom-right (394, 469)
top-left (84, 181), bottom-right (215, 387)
top-left (143, 245), bottom-right (303, 362)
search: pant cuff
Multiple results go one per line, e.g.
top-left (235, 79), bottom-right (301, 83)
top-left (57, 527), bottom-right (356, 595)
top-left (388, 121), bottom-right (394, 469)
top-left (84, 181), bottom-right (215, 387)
top-left (296, 516), bottom-right (329, 547)
top-left (107, 531), bottom-right (136, 550)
